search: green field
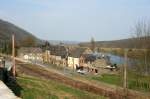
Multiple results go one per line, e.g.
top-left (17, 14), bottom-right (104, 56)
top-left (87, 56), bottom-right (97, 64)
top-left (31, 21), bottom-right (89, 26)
top-left (42, 62), bottom-right (150, 93)
top-left (90, 73), bottom-right (150, 92)
top-left (11, 74), bottom-right (107, 99)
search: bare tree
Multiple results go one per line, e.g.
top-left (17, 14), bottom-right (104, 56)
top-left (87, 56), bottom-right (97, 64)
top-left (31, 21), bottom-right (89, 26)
top-left (132, 20), bottom-right (150, 75)
top-left (90, 37), bottom-right (96, 53)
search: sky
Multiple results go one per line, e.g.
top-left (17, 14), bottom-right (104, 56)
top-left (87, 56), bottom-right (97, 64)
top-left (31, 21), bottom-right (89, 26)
top-left (0, 0), bottom-right (150, 42)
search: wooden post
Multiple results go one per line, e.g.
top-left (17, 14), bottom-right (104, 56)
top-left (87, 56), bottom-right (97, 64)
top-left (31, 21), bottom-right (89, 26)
top-left (123, 49), bottom-right (128, 97)
top-left (73, 58), bottom-right (74, 72)
top-left (12, 34), bottom-right (16, 77)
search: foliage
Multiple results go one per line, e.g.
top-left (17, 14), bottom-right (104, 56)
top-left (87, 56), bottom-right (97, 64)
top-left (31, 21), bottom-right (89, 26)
top-left (0, 40), bottom-right (12, 54)
top-left (0, 19), bottom-right (41, 47)
top-left (21, 36), bottom-right (36, 47)
top-left (90, 37), bottom-right (95, 52)
top-left (132, 20), bottom-right (150, 75)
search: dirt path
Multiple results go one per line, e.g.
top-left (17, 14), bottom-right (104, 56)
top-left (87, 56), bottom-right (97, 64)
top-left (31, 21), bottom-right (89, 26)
top-left (16, 61), bottom-right (150, 99)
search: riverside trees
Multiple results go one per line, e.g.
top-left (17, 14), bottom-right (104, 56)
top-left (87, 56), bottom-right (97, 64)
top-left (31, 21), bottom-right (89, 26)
top-left (132, 20), bottom-right (150, 75)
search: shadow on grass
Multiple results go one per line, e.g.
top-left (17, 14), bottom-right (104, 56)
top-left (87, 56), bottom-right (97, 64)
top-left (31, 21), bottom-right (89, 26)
top-left (5, 71), bottom-right (23, 97)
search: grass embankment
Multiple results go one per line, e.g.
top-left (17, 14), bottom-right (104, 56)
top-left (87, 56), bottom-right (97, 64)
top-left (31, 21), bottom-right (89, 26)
top-left (90, 73), bottom-right (150, 92)
top-left (14, 74), bottom-right (107, 99)
top-left (11, 62), bottom-right (108, 99)
top-left (40, 62), bottom-right (150, 93)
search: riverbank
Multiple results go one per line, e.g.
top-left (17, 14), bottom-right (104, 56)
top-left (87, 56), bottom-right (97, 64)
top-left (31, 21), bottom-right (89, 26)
top-left (100, 48), bottom-right (150, 60)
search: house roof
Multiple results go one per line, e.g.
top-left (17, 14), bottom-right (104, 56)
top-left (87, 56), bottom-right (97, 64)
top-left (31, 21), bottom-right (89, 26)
top-left (83, 54), bottom-right (96, 62)
top-left (47, 45), bottom-right (67, 58)
top-left (69, 48), bottom-right (87, 58)
top-left (18, 47), bottom-right (43, 54)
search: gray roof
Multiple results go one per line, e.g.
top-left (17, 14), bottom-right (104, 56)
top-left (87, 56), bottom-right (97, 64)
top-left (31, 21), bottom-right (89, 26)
top-left (18, 47), bottom-right (42, 54)
top-left (47, 45), bottom-right (67, 58)
top-left (69, 48), bottom-right (86, 58)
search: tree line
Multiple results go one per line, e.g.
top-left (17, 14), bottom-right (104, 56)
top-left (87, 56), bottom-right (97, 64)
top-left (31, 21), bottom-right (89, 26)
top-left (0, 36), bottom-right (37, 55)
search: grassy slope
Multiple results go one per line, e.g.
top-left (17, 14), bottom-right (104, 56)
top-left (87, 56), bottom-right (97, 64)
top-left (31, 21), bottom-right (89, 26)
top-left (15, 74), bottom-right (107, 99)
top-left (13, 61), bottom-right (149, 98)
top-left (42, 62), bottom-right (150, 93)
top-left (44, 62), bottom-right (150, 93)
top-left (89, 73), bottom-right (150, 92)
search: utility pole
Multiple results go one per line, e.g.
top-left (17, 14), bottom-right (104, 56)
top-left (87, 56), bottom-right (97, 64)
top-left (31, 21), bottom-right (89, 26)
top-left (64, 47), bottom-right (69, 74)
top-left (12, 34), bottom-right (16, 77)
top-left (123, 49), bottom-right (128, 97)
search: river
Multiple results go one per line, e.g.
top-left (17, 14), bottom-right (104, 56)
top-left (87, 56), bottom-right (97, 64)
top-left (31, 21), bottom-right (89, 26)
top-left (94, 52), bottom-right (139, 66)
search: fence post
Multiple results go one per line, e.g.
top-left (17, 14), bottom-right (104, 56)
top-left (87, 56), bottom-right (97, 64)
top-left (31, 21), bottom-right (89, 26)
top-left (12, 34), bottom-right (16, 77)
top-left (123, 49), bottom-right (128, 98)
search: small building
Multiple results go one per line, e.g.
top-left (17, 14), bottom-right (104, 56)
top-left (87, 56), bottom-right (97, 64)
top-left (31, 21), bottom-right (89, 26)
top-left (48, 45), bottom-right (68, 58)
top-left (43, 50), bottom-right (51, 62)
top-left (83, 54), bottom-right (96, 64)
top-left (61, 58), bottom-right (67, 66)
top-left (67, 47), bottom-right (93, 69)
top-left (43, 45), bottom-right (68, 66)
top-left (18, 47), bottom-right (43, 62)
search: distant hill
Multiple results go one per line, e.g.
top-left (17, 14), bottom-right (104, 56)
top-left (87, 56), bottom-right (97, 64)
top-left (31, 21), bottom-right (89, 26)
top-left (0, 19), bottom-right (41, 46)
top-left (48, 40), bottom-right (79, 45)
top-left (79, 37), bottom-right (150, 49)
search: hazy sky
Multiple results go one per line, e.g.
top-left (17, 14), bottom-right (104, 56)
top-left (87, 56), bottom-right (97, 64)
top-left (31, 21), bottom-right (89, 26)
top-left (0, 0), bottom-right (150, 41)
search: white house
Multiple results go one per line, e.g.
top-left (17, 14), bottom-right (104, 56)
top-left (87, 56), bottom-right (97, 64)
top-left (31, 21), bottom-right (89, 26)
top-left (67, 47), bottom-right (92, 69)
top-left (68, 57), bottom-right (79, 69)
top-left (18, 47), bottom-right (43, 62)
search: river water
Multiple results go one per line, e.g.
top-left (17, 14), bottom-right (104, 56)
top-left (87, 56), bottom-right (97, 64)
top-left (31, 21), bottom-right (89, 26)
top-left (94, 52), bottom-right (138, 66)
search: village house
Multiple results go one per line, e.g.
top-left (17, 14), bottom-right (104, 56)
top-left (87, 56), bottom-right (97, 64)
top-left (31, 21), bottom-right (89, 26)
top-left (67, 47), bottom-right (93, 69)
top-left (43, 45), bottom-right (68, 66)
top-left (43, 50), bottom-right (50, 63)
top-left (18, 47), bottom-right (43, 62)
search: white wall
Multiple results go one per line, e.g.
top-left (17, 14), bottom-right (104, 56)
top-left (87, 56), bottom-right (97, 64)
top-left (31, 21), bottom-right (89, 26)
top-left (56, 56), bottom-right (61, 61)
top-left (24, 55), bottom-right (29, 60)
top-left (23, 53), bottom-right (43, 62)
top-left (68, 57), bottom-right (73, 68)
top-left (68, 57), bottom-right (79, 69)
top-left (73, 58), bottom-right (79, 69)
